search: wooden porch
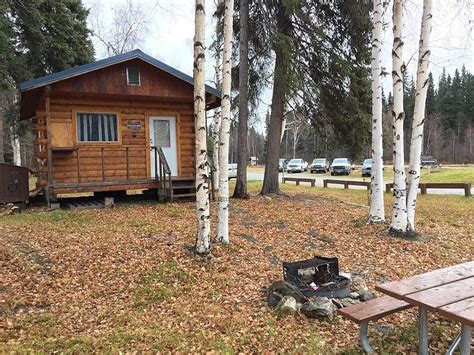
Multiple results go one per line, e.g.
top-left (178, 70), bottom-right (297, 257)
top-left (50, 176), bottom-right (196, 201)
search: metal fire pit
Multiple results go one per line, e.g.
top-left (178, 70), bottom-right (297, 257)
top-left (283, 256), bottom-right (351, 298)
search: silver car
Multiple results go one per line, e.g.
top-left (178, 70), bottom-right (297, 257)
top-left (310, 158), bottom-right (329, 173)
top-left (228, 163), bottom-right (237, 180)
top-left (287, 159), bottom-right (306, 173)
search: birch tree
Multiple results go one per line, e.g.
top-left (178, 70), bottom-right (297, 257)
top-left (389, 0), bottom-right (408, 234)
top-left (216, 0), bottom-right (234, 243)
top-left (193, 0), bottom-right (211, 256)
top-left (212, 110), bottom-right (221, 193)
top-left (367, 0), bottom-right (385, 224)
top-left (211, 43), bottom-right (222, 194)
top-left (406, 0), bottom-right (433, 230)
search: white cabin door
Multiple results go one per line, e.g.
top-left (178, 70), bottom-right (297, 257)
top-left (149, 116), bottom-right (178, 177)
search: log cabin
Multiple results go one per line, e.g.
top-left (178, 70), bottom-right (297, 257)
top-left (19, 49), bottom-right (221, 204)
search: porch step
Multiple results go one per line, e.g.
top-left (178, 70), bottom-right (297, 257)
top-left (159, 177), bottom-right (196, 202)
top-left (172, 184), bottom-right (195, 190)
top-left (173, 192), bottom-right (196, 199)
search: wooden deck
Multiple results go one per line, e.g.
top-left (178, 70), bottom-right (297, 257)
top-left (51, 176), bottom-right (194, 194)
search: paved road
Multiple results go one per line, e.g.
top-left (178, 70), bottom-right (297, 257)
top-left (247, 171), bottom-right (472, 196)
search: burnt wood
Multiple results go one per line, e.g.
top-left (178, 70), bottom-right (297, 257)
top-left (438, 297), bottom-right (474, 327)
top-left (375, 261), bottom-right (474, 299)
top-left (338, 296), bottom-right (412, 323)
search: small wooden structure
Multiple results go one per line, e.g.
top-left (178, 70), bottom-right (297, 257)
top-left (0, 163), bottom-right (30, 204)
top-left (19, 50), bottom-right (220, 204)
top-left (323, 179), bottom-right (370, 190)
top-left (282, 177), bottom-right (315, 187)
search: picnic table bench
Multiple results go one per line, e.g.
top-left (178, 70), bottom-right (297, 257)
top-left (338, 296), bottom-right (413, 353)
top-left (386, 182), bottom-right (472, 197)
top-left (282, 177), bottom-right (315, 187)
top-left (323, 179), bottom-right (370, 190)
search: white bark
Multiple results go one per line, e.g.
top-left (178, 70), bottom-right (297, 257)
top-left (389, 0), bottom-right (408, 234)
top-left (11, 126), bottom-right (21, 166)
top-left (406, 0), bottom-right (433, 231)
top-left (212, 37), bottom-right (222, 194)
top-left (280, 116), bottom-right (287, 143)
top-left (194, 0), bottom-right (211, 256)
top-left (212, 108), bottom-right (221, 192)
top-left (217, 0), bottom-right (234, 243)
top-left (368, 0), bottom-right (385, 224)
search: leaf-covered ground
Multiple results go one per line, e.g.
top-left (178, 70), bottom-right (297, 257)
top-left (1, 183), bottom-right (472, 353)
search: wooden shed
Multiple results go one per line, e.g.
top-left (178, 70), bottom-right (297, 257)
top-left (19, 49), bottom-right (220, 204)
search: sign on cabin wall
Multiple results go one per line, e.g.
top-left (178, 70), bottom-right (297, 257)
top-left (126, 120), bottom-right (143, 138)
top-left (127, 120), bottom-right (143, 130)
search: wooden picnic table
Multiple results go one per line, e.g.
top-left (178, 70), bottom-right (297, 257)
top-left (376, 261), bottom-right (474, 355)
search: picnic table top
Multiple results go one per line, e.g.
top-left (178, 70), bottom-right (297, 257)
top-left (438, 297), bottom-right (474, 327)
top-left (376, 261), bottom-right (474, 325)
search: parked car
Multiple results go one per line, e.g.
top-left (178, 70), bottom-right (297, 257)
top-left (287, 159), bottom-right (306, 173)
top-left (361, 159), bottom-right (372, 177)
top-left (420, 155), bottom-right (439, 169)
top-left (228, 163), bottom-right (237, 179)
top-left (279, 159), bottom-right (286, 172)
top-left (330, 158), bottom-right (351, 176)
top-left (310, 158), bottom-right (329, 173)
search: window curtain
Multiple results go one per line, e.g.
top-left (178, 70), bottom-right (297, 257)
top-left (77, 113), bottom-right (118, 142)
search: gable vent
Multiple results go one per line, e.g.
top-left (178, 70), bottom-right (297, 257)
top-left (126, 66), bottom-right (140, 85)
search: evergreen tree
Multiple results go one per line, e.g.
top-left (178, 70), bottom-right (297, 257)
top-left (1, 0), bottom-right (95, 165)
top-left (426, 72), bottom-right (435, 116)
top-left (9, 0), bottom-right (94, 81)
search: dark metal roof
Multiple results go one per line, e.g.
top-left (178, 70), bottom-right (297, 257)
top-left (19, 49), bottom-right (221, 98)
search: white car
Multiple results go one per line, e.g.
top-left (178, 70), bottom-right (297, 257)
top-left (228, 163), bottom-right (237, 180)
top-left (330, 158), bottom-right (351, 176)
top-left (286, 159), bottom-right (306, 173)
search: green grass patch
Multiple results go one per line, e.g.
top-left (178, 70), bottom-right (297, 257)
top-left (3, 209), bottom-right (94, 227)
top-left (132, 261), bottom-right (193, 310)
top-left (420, 167), bottom-right (474, 184)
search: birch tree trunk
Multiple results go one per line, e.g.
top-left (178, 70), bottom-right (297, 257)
top-left (368, 0), bottom-right (385, 224)
top-left (216, 0), bottom-right (234, 243)
top-left (212, 109), bottom-right (221, 193)
top-left (406, 0), bottom-right (433, 231)
top-left (233, 0), bottom-right (249, 199)
top-left (11, 127), bottom-right (21, 166)
top-left (193, 0), bottom-right (211, 256)
top-left (212, 41), bottom-right (222, 194)
top-left (389, 0), bottom-right (408, 234)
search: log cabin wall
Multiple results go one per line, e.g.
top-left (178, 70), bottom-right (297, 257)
top-left (42, 96), bottom-right (195, 191)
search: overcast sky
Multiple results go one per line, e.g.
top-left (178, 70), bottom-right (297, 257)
top-left (83, 0), bottom-right (473, 131)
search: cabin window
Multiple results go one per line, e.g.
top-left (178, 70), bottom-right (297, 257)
top-left (126, 66), bottom-right (140, 85)
top-left (76, 113), bottom-right (118, 142)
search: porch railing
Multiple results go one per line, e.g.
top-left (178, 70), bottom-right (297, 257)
top-left (152, 146), bottom-right (173, 202)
